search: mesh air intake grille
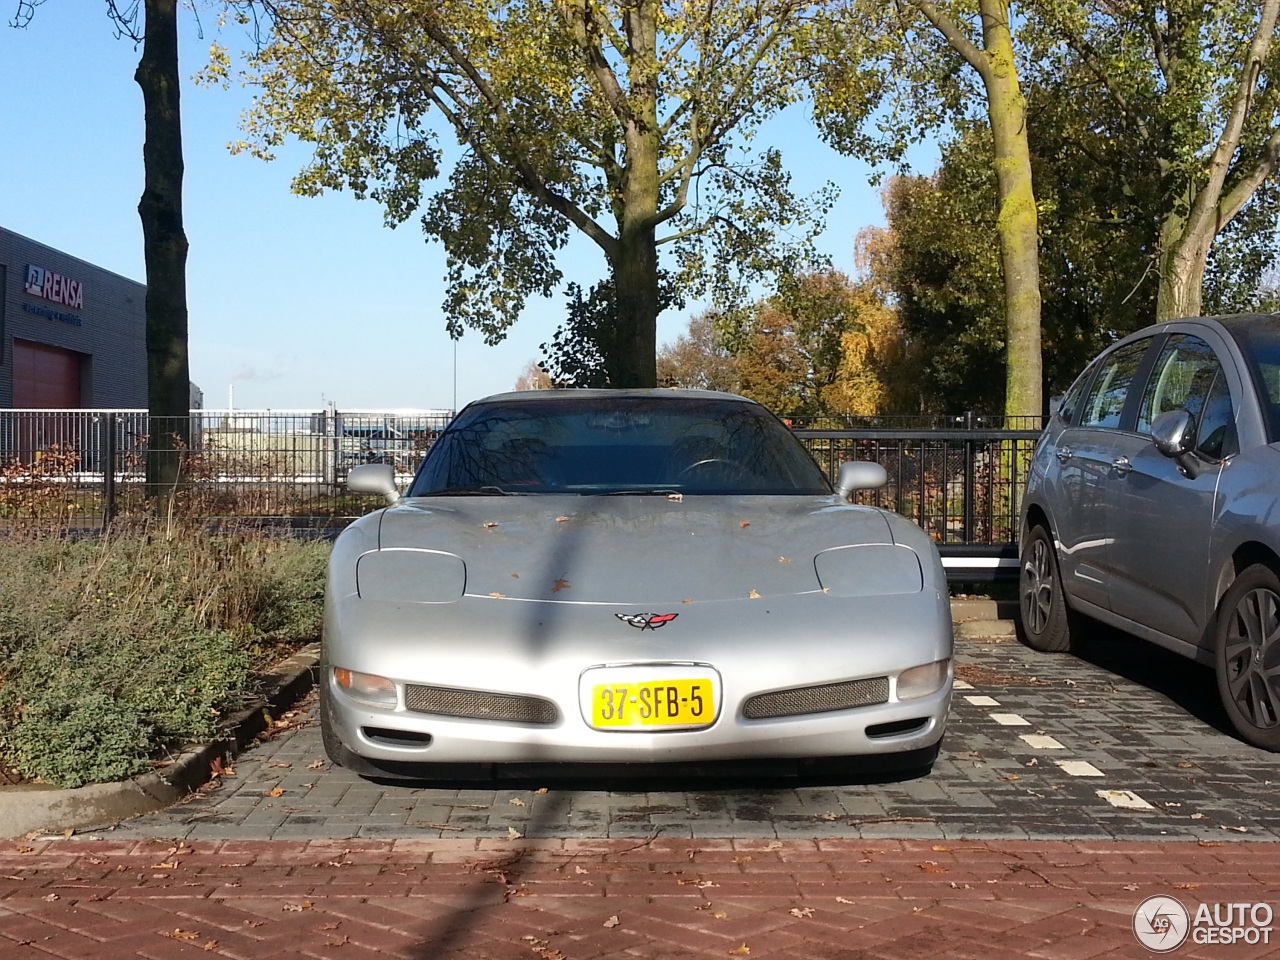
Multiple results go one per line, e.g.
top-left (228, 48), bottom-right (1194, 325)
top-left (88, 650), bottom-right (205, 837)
top-left (742, 677), bottom-right (890, 720)
top-left (404, 684), bottom-right (558, 725)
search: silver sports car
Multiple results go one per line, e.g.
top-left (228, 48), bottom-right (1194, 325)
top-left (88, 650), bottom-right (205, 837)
top-left (321, 390), bottom-right (952, 779)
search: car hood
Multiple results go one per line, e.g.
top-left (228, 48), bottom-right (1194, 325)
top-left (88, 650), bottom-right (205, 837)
top-left (374, 494), bottom-right (898, 604)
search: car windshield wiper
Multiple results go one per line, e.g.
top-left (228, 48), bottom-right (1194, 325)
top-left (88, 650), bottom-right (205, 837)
top-left (425, 486), bottom-right (518, 496)
top-left (603, 488), bottom-right (685, 496)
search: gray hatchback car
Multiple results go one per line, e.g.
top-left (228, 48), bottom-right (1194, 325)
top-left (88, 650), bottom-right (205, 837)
top-left (1019, 313), bottom-right (1280, 751)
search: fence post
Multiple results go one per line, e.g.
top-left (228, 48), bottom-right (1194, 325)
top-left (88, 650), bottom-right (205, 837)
top-left (103, 412), bottom-right (118, 527)
top-left (963, 411), bottom-right (976, 544)
top-left (323, 404), bottom-right (339, 495)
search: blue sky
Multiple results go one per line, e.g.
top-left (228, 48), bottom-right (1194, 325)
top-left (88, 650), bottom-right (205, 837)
top-left (0, 7), bottom-right (934, 413)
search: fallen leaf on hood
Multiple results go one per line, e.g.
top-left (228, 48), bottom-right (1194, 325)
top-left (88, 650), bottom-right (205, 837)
top-left (488, 592), bottom-right (506, 599)
top-left (778, 556), bottom-right (791, 564)
top-left (681, 598), bottom-right (694, 603)
top-left (739, 520), bottom-right (750, 528)
top-left (552, 578), bottom-right (571, 593)
top-left (748, 589), bottom-right (761, 599)
top-left (483, 522), bottom-right (498, 529)
top-left (556, 516), bottom-right (572, 523)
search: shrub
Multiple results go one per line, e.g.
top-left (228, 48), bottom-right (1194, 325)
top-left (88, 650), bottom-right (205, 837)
top-left (0, 526), bottom-right (329, 787)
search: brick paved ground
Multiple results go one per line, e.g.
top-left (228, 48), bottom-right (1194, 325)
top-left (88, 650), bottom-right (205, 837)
top-left (2, 837), bottom-right (1279, 959)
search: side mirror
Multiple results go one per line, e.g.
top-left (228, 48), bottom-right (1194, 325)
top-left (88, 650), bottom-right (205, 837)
top-left (1150, 409), bottom-right (1201, 478)
top-left (836, 461), bottom-right (888, 498)
top-left (347, 463), bottom-right (400, 503)
top-left (1151, 409), bottom-right (1195, 457)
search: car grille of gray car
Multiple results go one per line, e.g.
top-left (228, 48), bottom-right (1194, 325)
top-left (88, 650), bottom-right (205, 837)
top-left (742, 677), bottom-right (890, 720)
top-left (404, 684), bottom-right (559, 725)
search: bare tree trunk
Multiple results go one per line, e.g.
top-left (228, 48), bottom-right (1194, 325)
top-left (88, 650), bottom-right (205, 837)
top-left (606, 0), bottom-right (661, 389)
top-left (980, 0), bottom-right (1042, 420)
top-left (1156, 214), bottom-right (1210, 320)
top-left (136, 0), bottom-right (191, 496)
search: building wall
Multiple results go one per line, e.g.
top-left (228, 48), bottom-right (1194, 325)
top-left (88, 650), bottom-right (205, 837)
top-left (0, 226), bottom-right (147, 408)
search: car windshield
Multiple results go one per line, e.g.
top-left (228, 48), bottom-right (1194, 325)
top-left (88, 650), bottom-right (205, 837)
top-left (1227, 317), bottom-right (1280, 442)
top-left (409, 394), bottom-right (832, 496)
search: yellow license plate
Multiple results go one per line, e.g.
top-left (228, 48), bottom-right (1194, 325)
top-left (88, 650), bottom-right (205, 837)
top-left (591, 679), bottom-right (715, 728)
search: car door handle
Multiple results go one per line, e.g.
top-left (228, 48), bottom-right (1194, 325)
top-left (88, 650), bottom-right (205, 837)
top-left (1112, 456), bottom-right (1133, 475)
top-left (1055, 446), bottom-right (1073, 463)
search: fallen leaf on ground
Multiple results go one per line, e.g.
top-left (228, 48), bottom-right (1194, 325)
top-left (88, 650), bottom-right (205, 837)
top-left (603, 915), bottom-right (620, 928)
top-left (836, 897), bottom-right (855, 904)
top-left (264, 787), bottom-right (284, 798)
top-left (507, 827), bottom-right (523, 840)
top-left (165, 930), bottom-right (200, 941)
top-left (282, 901), bottom-right (313, 912)
top-left (918, 862), bottom-right (948, 874)
top-left (509, 797), bottom-right (527, 806)
top-left (729, 946), bottom-right (750, 956)
top-left (789, 907), bottom-right (814, 918)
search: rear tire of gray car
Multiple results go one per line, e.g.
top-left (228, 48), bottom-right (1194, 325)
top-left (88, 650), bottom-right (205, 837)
top-left (1214, 564), bottom-right (1280, 752)
top-left (1017, 525), bottom-right (1075, 653)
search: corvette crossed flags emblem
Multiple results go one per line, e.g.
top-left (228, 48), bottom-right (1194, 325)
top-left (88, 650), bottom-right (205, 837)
top-left (615, 613), bottom-right (679, 630)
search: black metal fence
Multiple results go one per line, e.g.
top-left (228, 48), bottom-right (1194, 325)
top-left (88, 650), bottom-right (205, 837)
top-left (0, 409), bottom-right (1043, 549)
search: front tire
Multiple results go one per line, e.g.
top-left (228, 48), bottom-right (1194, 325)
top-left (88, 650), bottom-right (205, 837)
top-left (1214, 564), bottom-right (1280, 752)
top-left (1017, 524), bottom-right (1075, 653)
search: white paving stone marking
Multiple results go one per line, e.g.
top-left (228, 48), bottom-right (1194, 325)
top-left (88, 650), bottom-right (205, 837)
top-left (989, 713), bottom-right (1032, 726)
top-left (1097, 789), bottom-right (1155, 811)
top-left (1056, 760), bottom-right (1105, 777)
top-left (964, 695), bottom-right (1001, 707)
top-left (1019, 734), bottom-right (1065, 750)
top-left (952, 680), bottom-right (975, 690)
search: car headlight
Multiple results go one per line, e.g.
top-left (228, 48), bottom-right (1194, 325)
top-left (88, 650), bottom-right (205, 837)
top-left (896, 659), bottom-right (950, 700)
top-left (813, 544), bottom-right (923, 597)
top-left (333, 668), bottom-right (398, 707)
top-left (356, 548), bottom-right (466, 602)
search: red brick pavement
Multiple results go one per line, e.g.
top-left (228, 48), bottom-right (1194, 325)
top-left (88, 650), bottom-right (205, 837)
top-left (1, 838), bottom-right (1278, 959)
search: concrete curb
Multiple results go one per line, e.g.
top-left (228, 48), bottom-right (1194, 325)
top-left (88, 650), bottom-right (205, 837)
top-left (0, 643), bottom-right (320, 840)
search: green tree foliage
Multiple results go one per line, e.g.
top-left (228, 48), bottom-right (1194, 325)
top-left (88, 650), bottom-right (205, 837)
top-left (874, 106), bottom-right (1280, 412)
top-left (231, 0), bottom-right (838, 387)
top-left (1026, 1), bottom-right (1280, 320)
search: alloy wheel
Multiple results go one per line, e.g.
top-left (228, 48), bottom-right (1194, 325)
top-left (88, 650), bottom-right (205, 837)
top-left (1022, 536), bottom-right (1054, 635)
top-left (1222, 587), bottom-right (1280, 731)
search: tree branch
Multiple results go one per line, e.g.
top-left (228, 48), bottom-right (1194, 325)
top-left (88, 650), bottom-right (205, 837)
top-left (908, 0), bottom-right (989, 83)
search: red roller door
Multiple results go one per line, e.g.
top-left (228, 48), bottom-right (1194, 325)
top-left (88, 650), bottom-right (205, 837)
top-left (13, 339), bottom-right (83, 408)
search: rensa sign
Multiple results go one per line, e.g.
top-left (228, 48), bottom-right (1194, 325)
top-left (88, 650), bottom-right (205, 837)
top-left (24, 264), bottom-right (84, 310)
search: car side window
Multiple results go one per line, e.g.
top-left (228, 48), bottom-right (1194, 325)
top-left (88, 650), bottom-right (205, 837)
top-left (1055, 366), bottom-right (1093, 424)
top-left (1136, 335), bottom-right (1222, 436)
top-left (1195, 370), bottom-right (1236, 460)
top-left (1078, 339), bottom-right (1150, 428)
